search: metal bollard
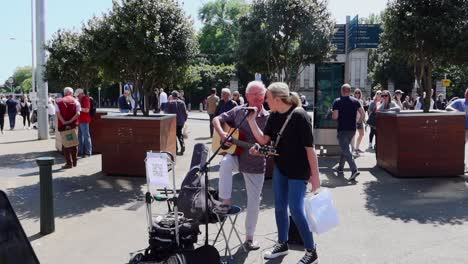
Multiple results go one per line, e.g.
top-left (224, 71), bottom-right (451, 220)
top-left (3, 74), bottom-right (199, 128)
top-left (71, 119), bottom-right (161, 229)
top-left (36, 157), bottom-right (55, 235)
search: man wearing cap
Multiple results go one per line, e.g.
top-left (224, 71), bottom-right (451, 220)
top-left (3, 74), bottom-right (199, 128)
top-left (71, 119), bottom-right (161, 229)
top-left (394, 90), bottom-right (404, 109)
top-left (165, 91), bottom-right (188, 155)
top-left (75, 88), bottom-right (92, 157)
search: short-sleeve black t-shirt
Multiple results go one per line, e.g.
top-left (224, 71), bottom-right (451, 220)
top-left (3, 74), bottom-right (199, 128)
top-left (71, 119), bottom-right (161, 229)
top-left (332, 96), bottom-right (361, 131)
top-left (264, 106), bottom-right (314, 180)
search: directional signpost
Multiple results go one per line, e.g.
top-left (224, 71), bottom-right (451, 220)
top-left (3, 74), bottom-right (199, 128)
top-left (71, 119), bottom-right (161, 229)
top-left (332, 24), bottom-right (346, 54)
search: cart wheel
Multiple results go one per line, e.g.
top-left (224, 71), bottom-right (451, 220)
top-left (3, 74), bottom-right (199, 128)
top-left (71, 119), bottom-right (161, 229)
top-left (129, 253), bottom-right (144, 264)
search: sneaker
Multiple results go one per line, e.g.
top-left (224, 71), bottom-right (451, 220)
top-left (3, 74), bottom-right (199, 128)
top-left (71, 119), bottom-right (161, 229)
top-left (264, 242), bottom-right (288, 259)
top-left (213, 203), bottom-right (231, 214)
top-left (243, 240), bottom-right (260, 251)
top-left (349, 170), bottom-right (360, 181)
top-left (355, 149), bottom-right (364, 153)
top-left (333, 167), bottom-right (344, 173)
top-left (297, 249), bottom-right (318, 264)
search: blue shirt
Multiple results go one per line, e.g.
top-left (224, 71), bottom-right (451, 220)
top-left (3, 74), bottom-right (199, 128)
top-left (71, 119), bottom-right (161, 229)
top-left (332, 96), bottom-right (361, 131)
top-left (6, 99), bottom-right (18, 114)
top-left (449, 98), bottom-right (468, 129)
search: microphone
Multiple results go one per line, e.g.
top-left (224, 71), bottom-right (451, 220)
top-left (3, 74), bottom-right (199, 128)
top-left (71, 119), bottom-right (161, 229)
top-left (241, 107), bottom-right (257, 112)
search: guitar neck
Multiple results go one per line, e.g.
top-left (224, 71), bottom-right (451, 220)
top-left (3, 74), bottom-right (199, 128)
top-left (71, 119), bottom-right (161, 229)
top-left (230, 138), bottom-right (253, 149)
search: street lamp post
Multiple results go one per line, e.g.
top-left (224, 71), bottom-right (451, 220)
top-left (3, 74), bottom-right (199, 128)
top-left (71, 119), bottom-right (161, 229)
top-left (36, 0), bottom-right (48, 140)
top-left (98, 87), bottom-right (101, 108)
top-left (7, 77), bottom-right (14, 93)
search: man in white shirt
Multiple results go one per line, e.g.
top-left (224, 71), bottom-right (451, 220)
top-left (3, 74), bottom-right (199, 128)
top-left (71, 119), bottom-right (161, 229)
top-left (159, 88), bottom-right (168, 111)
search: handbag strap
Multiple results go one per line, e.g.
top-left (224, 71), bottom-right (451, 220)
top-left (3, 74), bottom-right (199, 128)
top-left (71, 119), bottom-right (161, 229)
top-left (274, 107), bottom-right (299, 148)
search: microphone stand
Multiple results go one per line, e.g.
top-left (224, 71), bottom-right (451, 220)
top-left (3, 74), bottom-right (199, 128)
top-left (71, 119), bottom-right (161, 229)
top-left (199, 110), bottom-right (251, 246)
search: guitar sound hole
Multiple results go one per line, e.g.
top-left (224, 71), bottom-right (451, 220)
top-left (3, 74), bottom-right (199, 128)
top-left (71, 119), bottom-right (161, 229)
top-left (220, 142), bottom-right (230, 150)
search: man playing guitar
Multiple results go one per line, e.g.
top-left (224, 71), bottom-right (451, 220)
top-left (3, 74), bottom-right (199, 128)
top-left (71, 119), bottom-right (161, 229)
top-left (212, 81), bottom-right (269, 251)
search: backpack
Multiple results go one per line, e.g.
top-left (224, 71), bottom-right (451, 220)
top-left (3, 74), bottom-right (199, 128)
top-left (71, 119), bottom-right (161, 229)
top-left (89, 97), bottom-right (97, 117)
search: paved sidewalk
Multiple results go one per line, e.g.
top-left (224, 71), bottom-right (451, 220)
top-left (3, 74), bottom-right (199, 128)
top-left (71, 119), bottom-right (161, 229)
top-left (0, 114), bottom-right (467, 264)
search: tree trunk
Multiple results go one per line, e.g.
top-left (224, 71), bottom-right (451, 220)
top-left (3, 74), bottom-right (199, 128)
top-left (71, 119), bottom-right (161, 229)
top-left (423, 63), bottom-right (433, 113)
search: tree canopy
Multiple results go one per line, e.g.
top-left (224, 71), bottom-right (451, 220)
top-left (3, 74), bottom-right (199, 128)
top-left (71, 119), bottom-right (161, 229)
top-left (198, 0), bottom-right (249, 65)
top-left (83, 0), bottom-right (198, 114)
top-left (237, 0), bottom-right (334, 90)
top-left (380, 0), bottom-right (468, 111)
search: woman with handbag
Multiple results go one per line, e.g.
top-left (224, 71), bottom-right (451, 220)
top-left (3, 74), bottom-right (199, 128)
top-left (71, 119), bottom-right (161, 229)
top-left (247, 82), bottom-right (320, 264)
top-left (56, 87), bottom-right (81, 169)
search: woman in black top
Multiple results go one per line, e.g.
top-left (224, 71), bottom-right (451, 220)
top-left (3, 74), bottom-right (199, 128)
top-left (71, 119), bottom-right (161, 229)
top-left (19, 95), bottom-right (31, 129)
top-left (247, 82), bottom-right (320, 264)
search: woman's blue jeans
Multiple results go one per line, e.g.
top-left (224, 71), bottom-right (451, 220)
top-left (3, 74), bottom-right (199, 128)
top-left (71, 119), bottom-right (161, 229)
top-left (273, 165), bottom-right (314, 249)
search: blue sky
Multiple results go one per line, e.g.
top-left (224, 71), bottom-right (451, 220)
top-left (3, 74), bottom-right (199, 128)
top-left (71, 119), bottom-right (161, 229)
top-left (0, 0), bottom-right (387, 82)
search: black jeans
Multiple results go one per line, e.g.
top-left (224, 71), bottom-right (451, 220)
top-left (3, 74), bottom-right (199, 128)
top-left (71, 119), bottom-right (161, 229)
top-left (209, 114), bottom-right (215, 137)
top-left (0, 114), bottom-right (4, 131)
top-left (22, 113), bottom-right (30, 127)
top-left (176, 125), bottom-right (185, 153)
top-left (369, 127), bottom-right (377, 146)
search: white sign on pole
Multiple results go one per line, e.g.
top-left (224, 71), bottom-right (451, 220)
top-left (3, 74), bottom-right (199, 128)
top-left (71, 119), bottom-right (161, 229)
top-left (435, 81), bottom-right (446, 98)
top-left (229, 80), bottom-right (238, 91)
top-left (145, 152), bottom-right (170, 188)
top-left (387, 80), bottom-right (395, 94)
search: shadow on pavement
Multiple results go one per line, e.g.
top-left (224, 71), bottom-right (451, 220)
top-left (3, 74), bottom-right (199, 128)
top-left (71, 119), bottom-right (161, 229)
top-left (364, 174), bottom-right (468, 225)
top-left (0, 139), bottom-right (39, 145)
top-left (5, 172), bottom-right (145, 221)
top-left (0, 151), bottom-right (65, 170)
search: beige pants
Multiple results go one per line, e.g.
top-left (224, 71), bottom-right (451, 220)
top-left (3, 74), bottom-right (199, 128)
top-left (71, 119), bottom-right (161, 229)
top-left (218, 154), bottom-right (265, 237)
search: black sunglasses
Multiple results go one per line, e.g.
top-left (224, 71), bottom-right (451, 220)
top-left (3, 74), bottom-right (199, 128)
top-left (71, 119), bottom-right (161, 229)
top-left (382, 94), bottom-right (389, 97)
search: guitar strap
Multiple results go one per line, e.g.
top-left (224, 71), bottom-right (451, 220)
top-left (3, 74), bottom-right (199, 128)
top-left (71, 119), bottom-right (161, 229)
top-left (274, 107), bottom-right (299, 148)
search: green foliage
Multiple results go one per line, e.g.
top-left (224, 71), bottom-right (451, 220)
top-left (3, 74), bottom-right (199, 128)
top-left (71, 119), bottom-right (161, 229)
top-left (184, 63), bottom-right (235, 104)
top-left (12, 66), bottom-right (32, 88)
top-left (198, 0), bottom-right (249, 65)
top-left (84, 0), bottom-right (198, 115)
top-left (237, 0), bottom-right (334, 90)
top-left (45, 29), bottom-right (102, 93)
top-left (433, 65), bottom-right (468, 99)
top-left (20, 78), bottom-right (32, 93)
top-left (380, 0), bottom-right (468, 112)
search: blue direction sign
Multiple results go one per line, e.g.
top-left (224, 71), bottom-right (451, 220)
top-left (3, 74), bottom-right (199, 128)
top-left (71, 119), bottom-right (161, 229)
top-left (346, 15), bottom-right (382, 53)
top-left (347, 15), bottom-right (359, 53)
top-left (356, 24), bottom-right (382, 49)
top-left (332, 24), bottom-right (346, 54)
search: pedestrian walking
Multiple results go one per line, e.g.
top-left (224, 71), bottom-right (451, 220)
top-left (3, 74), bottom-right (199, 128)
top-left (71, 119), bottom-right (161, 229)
top-left (118, 90), bottom-right (132, 113)
top-left (19, 95), bottom-right (31, 129)
top-left (48, 97), bottom-right (56, 131)
top-left (0, 95), bottom-right (6, 134)
top-left (165, 91), bottom-right (188, 155)
top-left (332, 84), bottom-right (365, 181)
top-left (159, 88), bottom-right (168, 112)
top-left (5, 95), bottom-right (18, 130)
top-left (150, 88), bottom-right (160, 113)
top-left (353, 88), bottom-right (365, 153)
top-left (367, 91), bottom-right (382, 149)
top-left (206, 88), bottom-right (220, 137)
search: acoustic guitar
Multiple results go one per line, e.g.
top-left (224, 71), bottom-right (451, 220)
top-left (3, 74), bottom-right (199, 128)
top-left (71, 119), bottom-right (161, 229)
top-left (212, 124), bottom-right (277, 156)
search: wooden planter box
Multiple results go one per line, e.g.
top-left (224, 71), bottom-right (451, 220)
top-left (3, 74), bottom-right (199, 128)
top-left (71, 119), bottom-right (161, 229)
top-left (100, 114), bottom-right (177, 177)
top-left (376, 111), bottom-right (465, 177)
top-left (89, 110), bottom-right (108, 154)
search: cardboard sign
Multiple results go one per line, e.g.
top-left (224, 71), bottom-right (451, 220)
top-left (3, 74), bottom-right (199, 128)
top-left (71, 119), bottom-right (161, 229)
top-left (145, 152), bottom-right (169, 188)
